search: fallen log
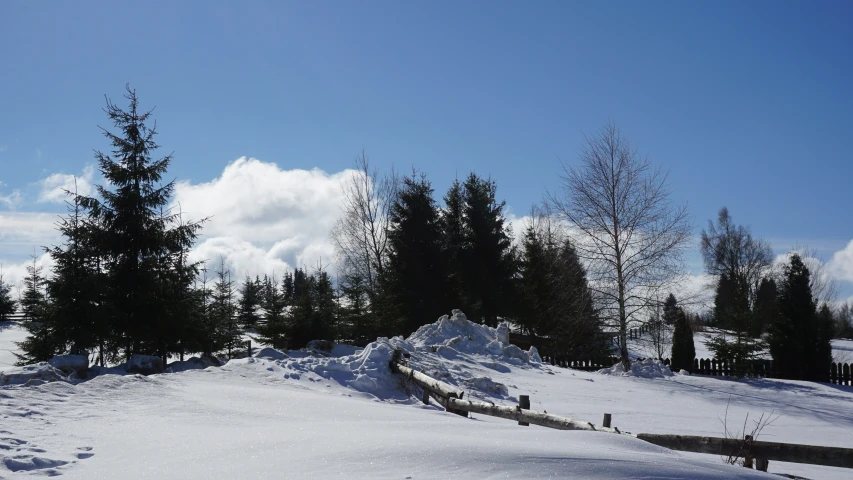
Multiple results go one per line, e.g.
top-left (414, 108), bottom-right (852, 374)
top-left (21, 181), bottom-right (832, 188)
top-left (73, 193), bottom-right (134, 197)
top-left (447, 397), bottom-right (620, 433)
top-left (390, 361), bottom-right (464, 400)
top-left (636, 434), bottom-right (853, 470)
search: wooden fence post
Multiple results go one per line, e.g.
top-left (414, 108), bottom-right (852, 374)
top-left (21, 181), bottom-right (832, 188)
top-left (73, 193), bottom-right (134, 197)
top-left (603, 413), bottom-right (611, 428)
top-left (519, 395), bottom-right (530, 426)
top-left (743, 435), bottom-right (754, 469)
top-left (247, 340), bottom-right (252, 358)
top-left (422, 388), bottom-right (430, 405)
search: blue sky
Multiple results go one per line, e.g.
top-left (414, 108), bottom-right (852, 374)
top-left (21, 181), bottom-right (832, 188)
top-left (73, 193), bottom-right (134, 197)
top-left (1, 1), bottom-right (852, 300)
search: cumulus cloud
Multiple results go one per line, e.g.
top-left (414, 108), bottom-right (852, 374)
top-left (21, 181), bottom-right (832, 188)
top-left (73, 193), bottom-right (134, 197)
top-left (827, 240), bottom-right (853, 284)
top-left (37, 164), bottom-right (96, 203)
top-left (0, 252), bottom-right (55, 300)
top-left (173, 157), bottom-right (352, 278)
top-left (0, 189), bottom-right (22, 210)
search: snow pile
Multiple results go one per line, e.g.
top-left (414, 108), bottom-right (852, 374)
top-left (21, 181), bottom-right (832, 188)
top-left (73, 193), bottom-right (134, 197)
top-left (126, 354), bottom-right (164, 375)
top-left (165, 356), bottom-right (222, 373)
top-left (254, 347), bottom-right (288, 361)
top-left (0, 362), bottom-right (69, 385)
top-left (598, 358), bottom-right (674, 378)
top-left (407, 309), bottom-right (538, 365)
top-left (48, 354), bottom-right (89, 378)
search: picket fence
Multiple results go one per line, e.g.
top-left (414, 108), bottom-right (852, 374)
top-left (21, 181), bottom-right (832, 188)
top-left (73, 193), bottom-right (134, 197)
top-left (539, 354), bottom-right (853, 386)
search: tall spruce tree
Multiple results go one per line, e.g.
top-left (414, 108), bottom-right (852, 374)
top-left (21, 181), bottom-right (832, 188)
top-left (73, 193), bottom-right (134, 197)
top-left (662, 294), bottom-right (679, 326)
top-left (257, 274), bottom-right (288, 349)
top-left (238, 276), bottom-right (262, 330)
top-left (289, 268), bottom-right (316, 348)
top-left (209, 259), bottom-right (241, 358)
top-left (43, 181), bottom-right (105, 357)
top-left (440, 178), bottom-right (466, 311)
top-left (752, 277), bottom-right (778, 338)
top-left (338, 269), bottom-right (374, 345)
top-left (15, 256), bottom-right (56, 364)
top-left (769, 254), bottom-right (830, 381)
top-left (458, 173), bottom-right (516, 327)
top-left (0, 266), bottom-right (15, 321)
top-left (517, 215), bottom-right (607, 357)
top-left (670, 309), bottom-right (696, 371)
top-left (79, 86), bottom-right (202, 361)
top-left (384, 173), bottom-right (453, 335)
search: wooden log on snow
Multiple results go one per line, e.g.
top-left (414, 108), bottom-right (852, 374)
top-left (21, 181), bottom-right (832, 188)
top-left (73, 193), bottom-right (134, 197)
top-left (635, 434), bottom-right (853, 470)
top-left (446, 397), bottom-right (623, 433)
top-left (390, 361), bottom-right (464, 400)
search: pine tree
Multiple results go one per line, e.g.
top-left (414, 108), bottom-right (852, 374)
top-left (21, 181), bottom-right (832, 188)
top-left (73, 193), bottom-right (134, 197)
top-left (769, 254), bottom-right (830, 381)
top-left (43, 181), bottom-right (104, 356)
top-left (338, 269), bottom-right (374, 345)
top-left (460, 173), bottom-right (516, 326)
top-left (237, 276), bottom-right (262, 330)
top-left (384, 173), bottom-right (453, 336)
top-left (671, 309), bottom-right (696, 371)
top-left (289, 268), bottom-right (316, 348)
top-left (0, 266), bottom-right (15, 321)
top-left (209, 259), bottom-right (241, 358)
top-left (15, 256), bottom-right (58, 364)
top-left (256, 275), bottom-right (287, 349)
top-left (662, 294), bottom-right (679, 326)
top-left (440, 178), bottom-right (466, 311)
top-left (79, 85), bottom-right (203, 361)
top-left (752, 277), bottom-right (777, 338)
top-left (311, 268), bottom-right (338, 343)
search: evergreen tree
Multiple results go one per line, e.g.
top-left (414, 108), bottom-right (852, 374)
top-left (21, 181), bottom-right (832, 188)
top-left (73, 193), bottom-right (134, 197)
top-left (209, 259), bottom-right (241, 358)
top-left (440, 178), bottom-right (466, 311)
top-left (384, 173), bottom-right (453, 336)
top-left (282, 272), bottom-right (294, 305)
top-left (338, 269), bottom-right (374, 345)
top-left (80, 86), bottom-right (202, 360)
top-left (288, 269), bottom-right (315, 348)
top-left (0, 266), bottom-right (16, 321)
top-left (237, 276), bottom-right (262, 330)
top-left (752, 277), bottom-right (777, 338)
top-left (662, 294), bottom-right (679, 326)
top-left (769, 254), bottom-right (830, 381)
top-left (42, 182), bottom-right (105, 356)
top-left (458, 173), bottom-right (516, 327)
top-left (670, 309), bottom-right (696, 371)
top-left (15, 256), bottom-right (57, 364)
top-left (256, 274), bottom-right (288, 349)
top-left (311, 268), bottom-right (338, 342)
top-left (516, 216), bottom-right (608, 358)
top-left (812, 304), bottom-right (835, 381)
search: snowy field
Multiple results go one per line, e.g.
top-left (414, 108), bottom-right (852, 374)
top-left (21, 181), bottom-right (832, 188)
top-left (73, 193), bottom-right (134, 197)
top-left (1, 316), bottom-right (851, 479)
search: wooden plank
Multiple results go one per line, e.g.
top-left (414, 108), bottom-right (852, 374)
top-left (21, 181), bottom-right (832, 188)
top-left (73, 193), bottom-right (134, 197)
top-left (446, 397), bottom-right (620, 433)
top-left (518, 395), bottom-right (530, 426)
top-left (635, 434), bottom-right (853, 470)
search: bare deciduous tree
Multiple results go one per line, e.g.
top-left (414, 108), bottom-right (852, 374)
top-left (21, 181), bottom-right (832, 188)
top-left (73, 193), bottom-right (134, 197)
top-left (331, 151), bottom-right (398, 300)
top-left (549, 123), bottom-right (691, 371)
top-left (700, 207), bottom-right (774, 306)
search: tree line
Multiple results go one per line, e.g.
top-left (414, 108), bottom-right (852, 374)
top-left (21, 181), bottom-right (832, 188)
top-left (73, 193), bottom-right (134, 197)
top-left (3, 89), bottom-right (849, 379)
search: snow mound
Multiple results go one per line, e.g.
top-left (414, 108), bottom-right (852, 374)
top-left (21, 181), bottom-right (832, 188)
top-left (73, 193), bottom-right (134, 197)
top-left (254, 347), bottom-right (289, 361)
top-left (166, 356), bottom-right (222, 373)
top-left (466, 376), bottom-right (509, 397)
top-left (407, 309), bottom-right (536, 364)
top-left (598, 358), bottom-right (674, 378)
top-left (48, 354), bottom-right (89, 378)
top-left (0, 362), bottom-right (69, 385)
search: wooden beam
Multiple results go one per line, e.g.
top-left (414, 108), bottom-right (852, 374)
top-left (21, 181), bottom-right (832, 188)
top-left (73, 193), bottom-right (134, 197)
top-left (636, 434), bottom-right (853, 470)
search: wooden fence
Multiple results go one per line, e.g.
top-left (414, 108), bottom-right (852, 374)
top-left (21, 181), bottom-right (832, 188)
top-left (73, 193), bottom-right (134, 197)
top-left (540, 354), bottom-right (853, 386)
top-left (389, 350), bottom-right (853, 471)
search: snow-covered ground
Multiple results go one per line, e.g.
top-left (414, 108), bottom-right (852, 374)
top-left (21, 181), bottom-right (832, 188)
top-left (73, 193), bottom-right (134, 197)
top-left (1, 315), bottom-right (851, 479)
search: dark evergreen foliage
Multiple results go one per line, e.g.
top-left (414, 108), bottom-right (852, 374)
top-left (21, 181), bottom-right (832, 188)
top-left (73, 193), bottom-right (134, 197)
top-left (0, 268), bottom-right (17, 321)
top-left (752, 277), bottom-right (777, 338)
top-left (384, 173), bottom-right (453, 336)
top-left (517, 219), bottom-right (608, 358)
top-left (670, 309), bottom-right (695, 371)
top-left (237, 276), bottom-right (262, 330)
top-left (256, 275), bottom-right (288, 349)
top-left (662, 294), bottom-right (679, 326)
top-left (15, 256), bottom-right (57, 365)
top-left (77, 86), bottom-right (203, 361)
top-left (769, 254), bottom-right (832, 381)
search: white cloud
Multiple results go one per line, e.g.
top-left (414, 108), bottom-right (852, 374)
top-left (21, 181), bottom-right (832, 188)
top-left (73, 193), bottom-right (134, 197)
top-left (0, 252), bottom-right (55, 300)
top-left (0, 189), bottom-right (22, 210)
top-left (173, 157), bottom-right (352, 278)
top-left (37, 164), bottom-right (96, 204)
top-left (827, 240), bottom-right (853, 284)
